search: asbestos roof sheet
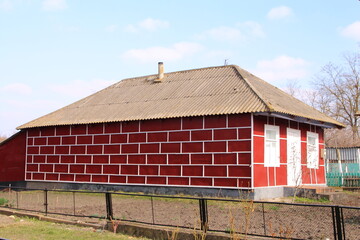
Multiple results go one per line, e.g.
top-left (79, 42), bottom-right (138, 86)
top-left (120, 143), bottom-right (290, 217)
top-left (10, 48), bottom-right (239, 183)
top-left (17, 65), bottom-right (343, 129)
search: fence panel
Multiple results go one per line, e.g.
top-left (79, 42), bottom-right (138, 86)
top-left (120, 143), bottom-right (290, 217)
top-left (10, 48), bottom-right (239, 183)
top-left (111, 194), bottom-right (154, 224)
top-left (327, 172), bottom-right (360, 187)
top-left (207, 200), bottom-right (262, 236)
top-left (342, 207), bottom-right (360, 240)
top-left (71, 191), bottom-right (107, 218)
top-left (152, 197), bottom-right (198, 228)
top-left (343, 173), bottom-right (360, 187)
top-left (261, 203), bottom-right (334, 240)
top-left (0, 186), bottom-right (359, 240)
top-left (327, 172), bottom-right (343, 187)
top-left (0, 189), bottom-right (44, 212)
top-left (47, 191), bottom-right (75, 215)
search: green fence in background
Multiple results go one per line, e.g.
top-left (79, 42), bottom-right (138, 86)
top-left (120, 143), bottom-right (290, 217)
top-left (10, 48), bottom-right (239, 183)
top-left (326, 172), bottom-right (360, 187)
top-left (327, 163), bottom-right (360, 174)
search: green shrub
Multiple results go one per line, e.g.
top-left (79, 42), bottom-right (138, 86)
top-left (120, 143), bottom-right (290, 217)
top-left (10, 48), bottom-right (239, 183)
top-left (0, 197), bottom-right (9, 206)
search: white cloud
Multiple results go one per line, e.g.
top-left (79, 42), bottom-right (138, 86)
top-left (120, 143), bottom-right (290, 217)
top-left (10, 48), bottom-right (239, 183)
top-left (267, 6), bottom-right (293, 20)
top-left (205, 26), bottom-right (243, 41)
top-left (254, 55), bottom-right (309, 84)
top-left (124, 24), bottom-right (138, 33)
top-left (197, 21), bottom-right (265, 42)
top-left (5, 98), bottom-right (58, 110)
top-left (42, 0), bottom-right (67, 11)
top-left (0, 0), bottom-right (12, 11)
top-left (105, 24), bottom-right (118, 33)
top-left (237, 21), bottom-right (265, 38)
top-left (122, 42), bottom-right (204, 63)
top-left (138, 18), bottom-right (170, 31)
top-left (1, 83), bottom-right (32, 95)
top-left (48, 79), bottom-right (116, 98)
top-left (125, 18), bottom-right (169, 33)
top-left (205, 50), bottom-right (233, 59)
top-left (341, 21), bottom-right (360, 41)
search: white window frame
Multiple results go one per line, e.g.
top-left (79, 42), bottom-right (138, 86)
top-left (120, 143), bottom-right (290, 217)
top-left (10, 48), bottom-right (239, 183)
top-left (264, 125), bottom-right (280, 167)
top-left (307, 132), bottom-right (319, 169)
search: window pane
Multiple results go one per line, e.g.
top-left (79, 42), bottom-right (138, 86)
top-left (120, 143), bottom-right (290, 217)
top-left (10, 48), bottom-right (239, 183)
top-left (307, 133), bottom-right (319, 169)
top-left (269, 143), bottom-right (276, 162)
top-left (265, 125), bottom-right (280, 167)
top-left (308, 136), bottom-right (316, 145)
top-left (266, 130), bottom-right (276, 140)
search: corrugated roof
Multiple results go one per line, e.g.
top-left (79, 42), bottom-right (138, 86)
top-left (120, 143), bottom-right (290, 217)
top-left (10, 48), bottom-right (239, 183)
top-left (17, 65), bottom-right (343, 129)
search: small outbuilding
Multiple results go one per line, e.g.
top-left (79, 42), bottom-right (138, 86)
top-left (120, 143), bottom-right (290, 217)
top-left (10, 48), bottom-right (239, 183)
top-left (1, 64), bottom-right (343, 199)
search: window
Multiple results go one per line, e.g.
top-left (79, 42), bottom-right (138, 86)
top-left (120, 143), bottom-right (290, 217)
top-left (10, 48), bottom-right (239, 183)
top-left (307, 132), bottom-right (319, 168)
top-left (264, 125), bottom-right (280, 167)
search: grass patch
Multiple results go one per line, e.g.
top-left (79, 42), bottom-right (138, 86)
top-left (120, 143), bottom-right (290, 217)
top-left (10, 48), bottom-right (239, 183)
top-left (0, 198), bottom-right (9, 206)
top-left (0, 216), bottom-right (149, 240)
top-left (259, 203), bottom-right (281, 211)
top-left (293, 197), bottom-right (330, 203)
top-left (267, 205), bottom-right (280, 211)
top-left (342, 190), bottom-right (360, 195)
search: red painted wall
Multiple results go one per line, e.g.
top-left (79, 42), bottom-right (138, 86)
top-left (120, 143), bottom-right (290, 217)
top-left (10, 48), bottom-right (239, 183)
top-left (22, 113), bottom-right (326, 189)
top-left (253, 116), bottom-right (325, 187)
top-left (25, 114), bottom-right (253, 188)
top-left (0, 131), bottom-right (26, 182)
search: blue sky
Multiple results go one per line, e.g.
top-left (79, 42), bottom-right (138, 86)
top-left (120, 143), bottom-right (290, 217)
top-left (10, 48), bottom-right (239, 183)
top-left (1, 0), bottom-right (359, 136)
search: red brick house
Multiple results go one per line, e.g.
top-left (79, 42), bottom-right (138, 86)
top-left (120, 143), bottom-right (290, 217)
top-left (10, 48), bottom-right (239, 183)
top-left (0, 64), bottom-right (343, 199)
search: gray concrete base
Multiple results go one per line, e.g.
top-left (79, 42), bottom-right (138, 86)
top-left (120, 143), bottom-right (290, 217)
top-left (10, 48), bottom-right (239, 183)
top-left (0, 181), bottom-right (27, 189)
top-left (26, 181), bottom-right (256, 199)
top-left (283, 185), bottom-right (328, 200)
top-left (4, 181), bottom-right (319, 200)
top-left (253, 186), bottom-right (286, 200)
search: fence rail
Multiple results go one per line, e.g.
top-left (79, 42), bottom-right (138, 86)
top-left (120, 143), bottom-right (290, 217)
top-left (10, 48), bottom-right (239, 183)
top-left (0, 185), bottom-right (359, 240)
top-left (327, 172), bottom-right (360, 188)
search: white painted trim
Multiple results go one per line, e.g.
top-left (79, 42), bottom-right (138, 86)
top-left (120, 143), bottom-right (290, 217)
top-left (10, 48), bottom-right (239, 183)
top-left (251, 113), bottom-right (254, 189)
top-left (287, 128), bottom-right (302, 186)
top-left (307, 131), bottom-right (319, 169)
top-left (264, 124), bottom-right (280, 167)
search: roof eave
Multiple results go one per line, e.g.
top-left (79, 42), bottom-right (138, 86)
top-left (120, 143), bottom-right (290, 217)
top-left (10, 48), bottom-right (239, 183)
top-left (254, 112), bottom-right (344, 129)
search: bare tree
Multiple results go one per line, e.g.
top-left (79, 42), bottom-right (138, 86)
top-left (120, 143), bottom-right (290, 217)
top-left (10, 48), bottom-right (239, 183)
top-left (313, 51), bottom-right (360, 145)
top-left (284, 79), bottom-right (300, 98)
top-left (324, 127), bottom-right (360, 147)
top-left (283, 80), bottom-right (317, 107)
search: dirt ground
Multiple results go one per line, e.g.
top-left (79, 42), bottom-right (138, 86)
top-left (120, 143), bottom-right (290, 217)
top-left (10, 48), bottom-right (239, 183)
top-left (0, 214), bottom-right (18, 226)
top-left (0, 190), bottom-right (359, 240)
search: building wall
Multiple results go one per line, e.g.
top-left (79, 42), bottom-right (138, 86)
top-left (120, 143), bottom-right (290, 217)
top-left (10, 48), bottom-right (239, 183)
top-left (253, 115), bottom-right (325, 187)
top-left (0, 131), bottom-right (26, 182)
top-left (25, 114), bottom-right (252, 189)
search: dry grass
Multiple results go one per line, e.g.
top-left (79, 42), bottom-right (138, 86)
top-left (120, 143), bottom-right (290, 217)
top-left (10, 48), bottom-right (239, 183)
top-left (0, 215), bottom-right (150, 240)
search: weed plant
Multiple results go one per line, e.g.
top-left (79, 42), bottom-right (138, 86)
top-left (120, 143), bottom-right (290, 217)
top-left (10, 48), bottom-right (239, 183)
top-left (0, 197), bottom-right (9, 206)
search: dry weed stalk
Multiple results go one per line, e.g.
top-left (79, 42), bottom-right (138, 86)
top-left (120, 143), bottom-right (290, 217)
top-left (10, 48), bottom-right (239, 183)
top-left (278, 224), bottom-right (294, 240)
top-left (109, 216), bottom-right (121, 233)
top-left (228, 210), bottom-right (241, 240)
top-left (241, 200), bottom-right (255, 238)
top-left (267, 221), bottom-right (294, 239)
top-left (166, 227), bottom-right (179, 240)
top-left (227, 196), bottom-right (255, 239)
top-left (268, 222), bottom-right (275, 237)
top-left (192, 218), bottom-right (207, 240)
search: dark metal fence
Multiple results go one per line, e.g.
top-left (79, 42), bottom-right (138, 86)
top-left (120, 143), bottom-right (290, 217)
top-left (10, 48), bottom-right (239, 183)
top-left (0, 186), bottom-right (358, 240)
